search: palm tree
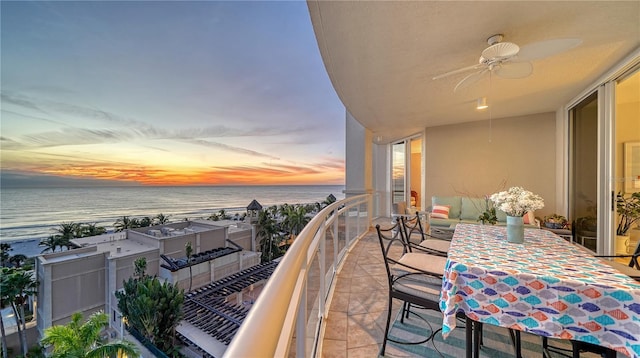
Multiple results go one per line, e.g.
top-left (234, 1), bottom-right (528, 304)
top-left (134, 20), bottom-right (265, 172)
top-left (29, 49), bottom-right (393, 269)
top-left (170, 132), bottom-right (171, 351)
top-left (134, 257), bottom-right (147, 279)
top-left (39, 235), bottom-right (62, 253)
top-left (1, 267), bottom-right (37, 356)
top-left (54, 222), bottom-right (79, 250)
top-left (257, 211), bottom-right (281, 263)
top-left (8, 254), bottom-right (27, 268)
top-left (81, 223), bottom-right (106, 237)
top-left (116, 276), bottom-right (184, 354)
top-left (0, 243), bottom-right (12, 267)
top-left (114, 216), bottom-right (139, 232)
top-left (139, 216), bottom-right (153, 227)
top-left (42, 311), bottom-right (139, 358)
top-left (185, 242), bottom-right (193, 292)
top-left (218, 209), bottom-right (228, 220)
top-left (154, 213), bottom-right (170, 225)
top-left (283, 205), bottom-right (310, 238)
top-left (0, 270), bottom-right (12, 358)
top-left (56, 222), bottom-right (79, 240)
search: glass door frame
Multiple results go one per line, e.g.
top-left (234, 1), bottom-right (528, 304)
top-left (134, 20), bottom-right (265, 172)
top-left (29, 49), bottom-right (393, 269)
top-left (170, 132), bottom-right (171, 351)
top-left (389, 134), bottom-right (424, 215)
top-left (563, 51), bottom-right (640, 255)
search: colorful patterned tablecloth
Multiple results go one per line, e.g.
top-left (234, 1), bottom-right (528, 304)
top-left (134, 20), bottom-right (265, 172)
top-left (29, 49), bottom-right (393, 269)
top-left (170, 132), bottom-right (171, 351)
top-left (440, 223), bottom-right (640, 357)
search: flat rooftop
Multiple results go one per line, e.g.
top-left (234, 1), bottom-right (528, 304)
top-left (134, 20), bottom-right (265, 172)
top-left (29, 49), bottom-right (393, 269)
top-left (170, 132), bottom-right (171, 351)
top-left (71, 235), bottom-right (157, 258)
top-left (191, 219), bottom-right (251, 234)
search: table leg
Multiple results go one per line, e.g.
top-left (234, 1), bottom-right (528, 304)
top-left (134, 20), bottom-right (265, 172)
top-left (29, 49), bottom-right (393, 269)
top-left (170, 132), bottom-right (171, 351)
top-left (466, 316), bottom-right (472, 358)
top-left (473, 320), bottom-right (480, 358)
top-left (514, 330), bottom-right (521, 358)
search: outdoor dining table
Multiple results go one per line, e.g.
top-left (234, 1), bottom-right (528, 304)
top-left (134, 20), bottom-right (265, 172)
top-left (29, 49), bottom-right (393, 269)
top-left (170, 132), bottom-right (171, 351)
top-left (439, 223), bottom-right (640, 358)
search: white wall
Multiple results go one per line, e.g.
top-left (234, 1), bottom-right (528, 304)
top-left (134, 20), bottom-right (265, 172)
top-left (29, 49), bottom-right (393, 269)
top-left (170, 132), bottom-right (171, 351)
top-left (423, 112), bottom-right (557, 217)
top-left (345, 110), bottom-right (372, 196)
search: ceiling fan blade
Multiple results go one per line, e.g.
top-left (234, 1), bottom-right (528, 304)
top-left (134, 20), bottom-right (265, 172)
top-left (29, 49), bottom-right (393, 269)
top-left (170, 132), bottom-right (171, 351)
top-left (481, 42), bottom-right (520, 60)
top-left (454, 69), bottom-right (488, 92)
top-left (494, 61), bottom-right (533, 79)
top-left (433, 63), bottom-right (484, 80)
top-left (518, 38), bottom-right (582, 61)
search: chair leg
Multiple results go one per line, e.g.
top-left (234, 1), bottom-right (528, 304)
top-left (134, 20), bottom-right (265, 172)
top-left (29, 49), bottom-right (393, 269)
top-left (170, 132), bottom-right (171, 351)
top-left (400, 302), bottom-right (407, 323)
top-left (380, 294), bottom-right (393, 356)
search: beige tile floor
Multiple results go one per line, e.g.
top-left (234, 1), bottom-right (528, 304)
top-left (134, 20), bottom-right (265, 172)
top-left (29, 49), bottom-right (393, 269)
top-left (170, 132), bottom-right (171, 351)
top-left (321, 219), bottom-right (406, 358)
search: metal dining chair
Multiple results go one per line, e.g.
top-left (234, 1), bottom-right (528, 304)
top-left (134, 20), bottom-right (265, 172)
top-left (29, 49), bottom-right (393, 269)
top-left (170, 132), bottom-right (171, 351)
top-left (595, 240), bottom-right (640, 281)
top-left (377, 219), bottom-right (522, 358)
top-left (375, 219), bottom-right (450, 356)
top-left (399, 212), bottom-right (451, 256)
top-left (573, 239), bottom-right (640, 281)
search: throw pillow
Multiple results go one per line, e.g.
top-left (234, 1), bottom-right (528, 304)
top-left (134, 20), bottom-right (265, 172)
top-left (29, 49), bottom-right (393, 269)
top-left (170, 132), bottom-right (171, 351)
top-left (431, 205), bottom-right (450, 219)
top-left (523, 211), bottom-right (535, 225)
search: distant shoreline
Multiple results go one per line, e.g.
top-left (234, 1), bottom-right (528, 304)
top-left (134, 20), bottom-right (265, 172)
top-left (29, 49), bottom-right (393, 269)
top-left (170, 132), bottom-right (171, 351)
top-left (2, 185), bottom-right (345, 257)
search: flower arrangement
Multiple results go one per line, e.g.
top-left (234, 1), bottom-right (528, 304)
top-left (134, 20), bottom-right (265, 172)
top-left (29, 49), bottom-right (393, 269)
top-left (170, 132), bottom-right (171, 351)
top-left (490, 186), bottom-right (545, 217)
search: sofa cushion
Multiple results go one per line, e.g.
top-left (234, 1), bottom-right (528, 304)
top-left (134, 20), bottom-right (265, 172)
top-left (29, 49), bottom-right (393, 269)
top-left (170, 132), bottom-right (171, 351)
top-left (461, 197), bottom-right (485, 221)
top-left (523, 211), bottom-right (535, 225)
top-left (429, 218), bottom-right (458, 227)
top-left (496, 208), bottom-right (507, 222)
top-left (432, 196), bottom-right (461, 219)
top-left (430, 205), bottom-right (450, 219)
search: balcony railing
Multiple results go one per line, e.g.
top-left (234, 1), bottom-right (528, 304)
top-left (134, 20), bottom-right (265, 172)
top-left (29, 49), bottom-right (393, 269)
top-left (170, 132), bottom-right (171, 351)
top-left (225, 194), bottom-right (372, 357)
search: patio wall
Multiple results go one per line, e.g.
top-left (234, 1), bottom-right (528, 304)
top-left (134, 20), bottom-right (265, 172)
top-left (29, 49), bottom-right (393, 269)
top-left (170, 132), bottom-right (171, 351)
top-left (424, 112), bottom-right (556, 217)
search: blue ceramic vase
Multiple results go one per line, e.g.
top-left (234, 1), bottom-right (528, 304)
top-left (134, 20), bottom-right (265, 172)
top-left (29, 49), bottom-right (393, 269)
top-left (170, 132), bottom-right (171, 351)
top-left (506, 215), bottom-right (524, 244)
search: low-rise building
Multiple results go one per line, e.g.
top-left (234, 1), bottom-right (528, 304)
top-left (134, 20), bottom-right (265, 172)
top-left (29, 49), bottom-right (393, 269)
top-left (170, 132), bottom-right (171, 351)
top-left (36, 219), bottom-right (259, 338)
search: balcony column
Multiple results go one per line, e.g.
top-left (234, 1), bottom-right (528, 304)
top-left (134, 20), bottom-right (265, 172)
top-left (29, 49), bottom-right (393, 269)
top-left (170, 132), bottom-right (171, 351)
top-left (345, 110), bottom-right (373, 198)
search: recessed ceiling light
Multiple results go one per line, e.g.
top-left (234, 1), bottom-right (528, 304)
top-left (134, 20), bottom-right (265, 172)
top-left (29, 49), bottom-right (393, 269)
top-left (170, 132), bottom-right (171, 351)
top-left (476, 97), bottom-right (488, 110)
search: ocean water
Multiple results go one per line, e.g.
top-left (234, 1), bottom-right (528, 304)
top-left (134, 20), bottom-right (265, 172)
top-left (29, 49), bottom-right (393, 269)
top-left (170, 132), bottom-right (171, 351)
top-left (0, 185), bottom-right (344, 256)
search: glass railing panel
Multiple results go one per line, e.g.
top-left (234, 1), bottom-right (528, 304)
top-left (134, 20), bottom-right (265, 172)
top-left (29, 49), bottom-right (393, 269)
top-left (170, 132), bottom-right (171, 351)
top-left (337, 214), bottom-right (346, 256)
top-left (306, 247), bottom-right (321, 357)
top-left (225, 194), bottom-right (371, 358)
top-left (324, 226), bottom-right (336, 301)
top-left (348, 206), bottom-right (358, 244)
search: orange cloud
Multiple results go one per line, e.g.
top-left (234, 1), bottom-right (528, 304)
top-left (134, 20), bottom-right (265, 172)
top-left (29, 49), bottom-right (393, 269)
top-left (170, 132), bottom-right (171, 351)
top-left (2, 157), bottom-right (345, 186)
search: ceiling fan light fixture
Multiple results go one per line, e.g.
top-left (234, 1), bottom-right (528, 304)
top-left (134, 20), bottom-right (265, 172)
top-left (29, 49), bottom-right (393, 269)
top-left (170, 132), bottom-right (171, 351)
top-left (476, 97), bottom-right (488, 110)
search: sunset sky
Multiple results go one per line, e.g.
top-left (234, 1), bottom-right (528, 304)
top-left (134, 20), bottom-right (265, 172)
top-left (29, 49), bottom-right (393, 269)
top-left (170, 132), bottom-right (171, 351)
top-left (1, 1), bottom-right (345, 187)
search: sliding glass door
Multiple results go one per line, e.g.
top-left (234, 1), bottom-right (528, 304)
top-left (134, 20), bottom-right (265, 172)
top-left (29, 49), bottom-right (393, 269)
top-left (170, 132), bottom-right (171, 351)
top-left (569, 65), bottom-right (640, 255)
top-left (614, 69), bottom-right (640, 254)
top-left (391, 142), bottom-right (406, 213)
top-left (391, 136), bottom-right (423, 214)
top-left (569, 92), bottom-right (598, 252)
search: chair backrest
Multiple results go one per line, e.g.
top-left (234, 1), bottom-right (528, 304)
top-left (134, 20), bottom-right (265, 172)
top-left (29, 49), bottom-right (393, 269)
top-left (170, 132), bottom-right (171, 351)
top-left (400, 213), bottom-right (425, 246)
top-left (375, 219), bottom-right (410, 282)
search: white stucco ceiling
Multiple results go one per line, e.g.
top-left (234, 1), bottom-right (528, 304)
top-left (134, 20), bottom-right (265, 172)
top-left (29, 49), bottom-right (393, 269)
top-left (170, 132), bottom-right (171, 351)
top-left (307, 1), bottom-right (640, 142)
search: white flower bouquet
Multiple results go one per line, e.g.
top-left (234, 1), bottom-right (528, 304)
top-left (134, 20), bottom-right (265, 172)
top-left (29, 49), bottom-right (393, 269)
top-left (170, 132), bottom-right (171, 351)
top-left (490, 186), bottom-right (544, 217)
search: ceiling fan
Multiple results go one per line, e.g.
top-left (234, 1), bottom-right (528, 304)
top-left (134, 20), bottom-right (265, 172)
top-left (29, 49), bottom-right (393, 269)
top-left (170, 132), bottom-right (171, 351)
top-left (433, 34), bottom-right (582, 92)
